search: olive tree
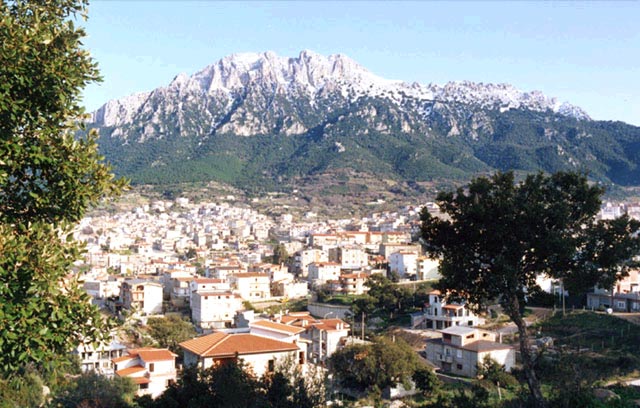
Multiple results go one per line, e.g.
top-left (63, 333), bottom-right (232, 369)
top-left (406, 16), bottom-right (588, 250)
top-left (420, 171), bottom-right (640, 407)
top-left (0, 0), bottom-right (125, 374)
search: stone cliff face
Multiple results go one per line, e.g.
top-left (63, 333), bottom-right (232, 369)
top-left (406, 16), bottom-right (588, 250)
top-left (90, 50), bottom-right (588, 141)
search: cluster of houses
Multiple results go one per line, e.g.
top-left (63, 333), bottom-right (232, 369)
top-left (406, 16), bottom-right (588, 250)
top-left (75, 198), bottom-right (445, 333)
top-left (70, 197), bottom-right (640, 399)
top-left (75, 311), bottom-right (350, 398)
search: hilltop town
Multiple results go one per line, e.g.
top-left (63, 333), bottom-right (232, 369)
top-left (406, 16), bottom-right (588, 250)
top-left (70, 193), bottom-right (640, 402)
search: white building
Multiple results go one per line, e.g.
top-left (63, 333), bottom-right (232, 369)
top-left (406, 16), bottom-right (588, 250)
top-left (113, 348), bottom-right (177, 398)
top-left (74, 340), bottom-right (127, 377)
top-left (416, 290), bottom-right (484, 329)
top-left (120, 280), bottom-right (163, 315)
top-left (191, 291), bottom-right (243, 329)
top-left (425, 326), bottom-right (515, 378)
top-left (329, 246), bottom-right (369, 269)
top-left (180, 332), bottom-right (302, 377)
top-left (417, 257), bottom-right (441, 280)
top-left (307, 262), bottom-right (341, 287)
top-left (294, 248), bottom-right (329, 277)
top-left (230, 273), bottom-right (271, 300)
top-left (389, 251), bottom-right (418, 279)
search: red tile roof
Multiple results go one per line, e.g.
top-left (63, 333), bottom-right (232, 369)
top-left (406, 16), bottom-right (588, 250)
top-left (250, 320), bottom-right (306, 335)
top-left (116, 365), bottom-right (145, 377)
top-left (180, 333), bottom-right (299, 358)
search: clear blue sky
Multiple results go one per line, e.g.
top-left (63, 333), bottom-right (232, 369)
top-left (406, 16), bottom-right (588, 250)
top-left (81, 1), bottom-right (639, 126)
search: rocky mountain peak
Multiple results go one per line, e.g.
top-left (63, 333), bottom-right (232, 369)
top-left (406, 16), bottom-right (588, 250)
top-left (90, 50), bottom-right (590, 128)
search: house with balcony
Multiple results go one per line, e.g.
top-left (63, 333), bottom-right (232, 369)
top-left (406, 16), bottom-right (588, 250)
top-left (308, 262), bottom-right (341, 288)
top-left (326, 272), bottom-right (368, 296)
top-left (74, 339), bottom-right (127, 377)
top-left (414, 290), bottom-right (484, 329)
top-left (388, 251), bottom-right (418, 279)
top-left (191, 290), bottom-right (243, 329)
top-left (112, 348), bottom-right (177, 398)
top-left (425, 326), bottom-right (515, 378)
top-left (120, 279), bottom-right (163, 315)
top-left (230, 272), bottom-right (271, 300)
top-left (306, 318), bottom-right (350, 364)
top-left (274, 312), bottom-right (350, 364)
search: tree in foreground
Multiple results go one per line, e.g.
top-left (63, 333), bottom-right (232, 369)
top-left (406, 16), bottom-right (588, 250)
top-left (50, 372), bottom-right (137, 408)
top-left (145, 314), bottom-right (197, 355)
top-left (0, 0), bottom-right (125, 375)
top-left (420, 171), bottom-right (640, 407)
top-left (328, 336), bottom-right (421, 395)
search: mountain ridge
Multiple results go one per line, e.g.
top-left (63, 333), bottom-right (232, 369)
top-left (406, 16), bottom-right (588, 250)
top-left (89, 50), bottom-right (640, 194)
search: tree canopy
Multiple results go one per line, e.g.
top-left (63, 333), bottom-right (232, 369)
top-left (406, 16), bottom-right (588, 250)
top-left (328, 336), bottom-right (422, 394)
top-left (0, 0), bottom-right (125, 375)
top-left (420, 171), bottom-right (640, 407)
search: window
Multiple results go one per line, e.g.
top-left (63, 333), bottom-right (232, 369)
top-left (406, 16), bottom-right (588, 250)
top-left (456, 364), bottom-right (463, 370)
top-left (299, 351), bottom-right (305, 365)
top-left (149, 363), bottom-right (154, 372)
top-left (268, 359), bottom-right (275, 373)
top-left (139, 383), bottom-right (149, 390)
top-left (466, 334), bottom-right (475, 339)
top-left (456, 350), bottom-right (462, 358)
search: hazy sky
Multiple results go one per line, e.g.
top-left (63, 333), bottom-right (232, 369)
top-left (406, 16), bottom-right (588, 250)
top-left (81, 1), bottom-right (639, 126)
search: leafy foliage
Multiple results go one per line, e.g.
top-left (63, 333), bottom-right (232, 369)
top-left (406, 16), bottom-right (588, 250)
top-left (141, 357), bottom-right (325, 408)
top-left (0, 0), bottom-right (124, 375)
top-left (144, 314), bottom-right (196, 355)
top-left (420, 171), bottom-right (640, 407)
top-left (328, 336), bottom-right (421, 393)
top-left (50, 371), bottom-right (137, 408)
top-left (0, 369), bottom-right (45, 408)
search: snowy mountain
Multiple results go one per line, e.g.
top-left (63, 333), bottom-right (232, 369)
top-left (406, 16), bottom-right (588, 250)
top-left (89, 50), bottom-right (640, 190)
top-left (92, 50), bottom-right (589, 130)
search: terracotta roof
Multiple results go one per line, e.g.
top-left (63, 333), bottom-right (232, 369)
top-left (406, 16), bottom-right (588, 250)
top-left (280, 313), bottom-right (316, 326)
top-left (112, 355), bottom-right (135, 363)
top-left (443, 304), bottom-right (464, 310)
top-left (250, 320), bottom-right (306, 335)
top-left (179, 332), bottom-right (228, 356)
top-left (132, 377), bottom-right (151, 385)
top-left (233, 273), bottom-right (269, 278)
top-left (180, 333), bottom-right (299, 358)
top-left (312, 318), bottom-right (350, 331)
top-left (428, 289), bottom-right (442, 295)
top-left (194, 278), bottom-right (225, 284)
top-left (135, 348), bottom-right (177, 362)
top-left (116, 365), bottom-right (146, 376)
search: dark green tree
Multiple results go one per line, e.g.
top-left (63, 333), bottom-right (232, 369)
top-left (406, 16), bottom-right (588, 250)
top-left (50, 371), bottom-right (137, 408)
top-left (0, 368), bottom-right (45, 408)
top-left (328, 336), bottom-right (420, 393)
top-left (421, 171), bottom-right (640, 408)
top-left (272, 243), bottom-right (289, 265)
top-left (412, 365), bottom-right (441, 397)
top-left (0, 0), bottom-right (125, 374)
top-left (145, 314), bottom-right (196, 355)
top-left (142, 361), bottom-right (265, 408)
